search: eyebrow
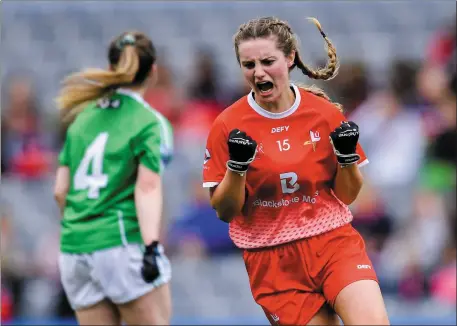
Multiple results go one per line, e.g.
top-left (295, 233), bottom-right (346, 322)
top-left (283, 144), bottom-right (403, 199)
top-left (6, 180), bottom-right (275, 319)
top-left (241, 56), bottom-right (276, 63)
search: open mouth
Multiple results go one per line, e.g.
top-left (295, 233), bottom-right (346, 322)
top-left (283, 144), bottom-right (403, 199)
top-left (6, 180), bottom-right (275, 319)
top-left (256, 81), bottom-right (274, 93)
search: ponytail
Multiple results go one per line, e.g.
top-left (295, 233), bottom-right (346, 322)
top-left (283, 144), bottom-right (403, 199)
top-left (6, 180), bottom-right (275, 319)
top-left (56, 45), bottom-right (139, 120)
top-left (293, 17), bottom-right (342, 112)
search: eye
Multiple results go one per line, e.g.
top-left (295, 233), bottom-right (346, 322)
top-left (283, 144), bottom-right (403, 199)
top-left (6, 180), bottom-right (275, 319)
top-left (243, 62), bottom-right (255, 69)
top-left (262, 59), bottom-right (274, 66)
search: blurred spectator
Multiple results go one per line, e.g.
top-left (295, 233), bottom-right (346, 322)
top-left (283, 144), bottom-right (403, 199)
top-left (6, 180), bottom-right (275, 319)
top-left (1, 209), bottom-right (15, 322)
top-left (144, 61), bottom-right (186, 127)
top-left (1, 285), bottom-right (14, 323)
top-left (224, 78), bottom-right (253, 107)
top-left (376, 64), bottom-right (456, 302)
top-left (166, 177), bottom-right (236, 257)
top-left (429, 210), bottom-right (456, 306)
top-left (173, 47), bottom-right (225, 174)
top-left (188, 47), bottom-right (224, 106)
top-left (1, 195), bottom-right (61, 319)
top-left (420, 68), bottom-right (456, 213)
top-left (417, 16), bottom-right (455, 106)
top-left (350, 60), bottom-right (427, 224)
top-left (351, 183), bottom-right (394, 260)
top-left (326, 62), bottom-right (371, 116)
top-left (1, 75), bottom-right (55, 179)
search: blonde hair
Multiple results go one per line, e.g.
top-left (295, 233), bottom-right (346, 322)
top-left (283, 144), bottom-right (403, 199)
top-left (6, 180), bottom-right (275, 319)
top-left (56, 32), bottom-right (156, 121)
top-left (234, 16), bottom-right (342, 112)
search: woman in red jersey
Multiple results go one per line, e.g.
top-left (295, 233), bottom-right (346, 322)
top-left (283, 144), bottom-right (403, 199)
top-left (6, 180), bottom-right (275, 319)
top-left (202, 17), bottom-right (390, 325)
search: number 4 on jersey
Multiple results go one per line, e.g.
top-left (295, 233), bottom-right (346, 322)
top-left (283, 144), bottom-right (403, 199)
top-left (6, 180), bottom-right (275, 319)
top-left (74, 132), bottom-right (109, 199)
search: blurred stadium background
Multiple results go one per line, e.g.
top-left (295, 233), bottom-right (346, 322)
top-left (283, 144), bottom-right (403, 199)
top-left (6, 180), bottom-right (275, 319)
top-left (1, 1), bottom-right (456, 325)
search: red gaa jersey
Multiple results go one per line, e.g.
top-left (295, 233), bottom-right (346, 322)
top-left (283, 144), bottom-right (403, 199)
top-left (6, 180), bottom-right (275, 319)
top-left (203, 84), bottom-right (368, 249)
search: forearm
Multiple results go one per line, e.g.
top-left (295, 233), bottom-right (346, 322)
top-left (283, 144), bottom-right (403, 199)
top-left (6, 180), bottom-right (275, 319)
top-left (210, 170), bottom-right (247, 223)
top-left (54, 166), bottom-right (70, 216)
top-left (135, 181), bottom-right (162, 244)
top-left (333, 164), bottom-right (363, 205)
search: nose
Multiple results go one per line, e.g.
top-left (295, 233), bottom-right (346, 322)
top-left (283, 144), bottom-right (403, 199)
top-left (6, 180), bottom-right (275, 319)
top-left (253, 65), bottom-right (266, 79)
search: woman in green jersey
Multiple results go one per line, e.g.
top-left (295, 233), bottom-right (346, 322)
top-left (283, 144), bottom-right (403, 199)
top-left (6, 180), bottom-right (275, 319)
top-left (54, 31), bottom-right (173, 325)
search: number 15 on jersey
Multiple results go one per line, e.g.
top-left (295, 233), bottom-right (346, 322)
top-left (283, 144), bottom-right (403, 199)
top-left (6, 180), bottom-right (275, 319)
top-left (276, 139), bottom-right (290, 152)
top-left (74, 132), bottom-right (109, 199)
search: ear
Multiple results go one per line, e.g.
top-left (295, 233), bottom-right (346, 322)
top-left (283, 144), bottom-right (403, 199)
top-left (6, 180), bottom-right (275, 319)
top-left (151, 63), bottom-right (158, 75)
top-left (148, 63), bottom-right (159, 85)
top-left (287, 50), bottom-right (296, 68)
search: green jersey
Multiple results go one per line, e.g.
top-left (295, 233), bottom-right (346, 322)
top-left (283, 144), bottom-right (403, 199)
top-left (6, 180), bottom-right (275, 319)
top-left (58, 89), bottom-right (173, 253)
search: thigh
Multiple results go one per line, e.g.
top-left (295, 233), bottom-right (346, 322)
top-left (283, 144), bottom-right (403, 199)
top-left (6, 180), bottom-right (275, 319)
top-left (243, 245), bottom-right (325, 325)
top-left (58, 253), bottom-right (105, 311)
top-left (307, 304), bottom-right (341, 326)
top-left (333, 280), bottom-right (389, 325)
top-left (317, 224), bottom-right (379, 308)
top-left (260, 291), bottom-right (326, 325)
top-left (93, 244), bottom-right (172, 305)
top-left (75, 299), bottom-right (121, 325)
top-left (316, 225), bottom-right (388, 324)
top-left (117, 283), bottom-right (172, 326)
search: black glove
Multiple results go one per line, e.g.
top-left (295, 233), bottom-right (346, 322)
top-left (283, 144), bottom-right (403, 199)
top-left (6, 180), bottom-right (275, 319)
top-left (141, 241), bottom-right (161, 283)
top-left (329, 121), bottom-right (361, 167)
top-left (226, 129), bottom-right (257, 175)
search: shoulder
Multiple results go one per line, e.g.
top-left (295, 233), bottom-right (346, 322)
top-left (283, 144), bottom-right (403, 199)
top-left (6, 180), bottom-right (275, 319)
top-left (65, 101), bottom-right (97, 134)
top-left (297, 87), bottom-right (346, 124)
top-left (124, 96), bottom-right (159, 122)
top-left (121, 94), bottom-right (172, 132)
top-left (213, 95), bottom-right (251, 127)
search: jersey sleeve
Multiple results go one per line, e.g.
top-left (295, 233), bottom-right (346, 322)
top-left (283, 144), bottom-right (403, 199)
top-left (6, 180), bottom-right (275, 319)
top-left (327, 107), bottom-right (369, 167)
top-left (157, 117), bottom-right (174, 168)
top-left (132, 121), bottom-right (163, 174)
top-left (202, 117), bottom-right (229, 188)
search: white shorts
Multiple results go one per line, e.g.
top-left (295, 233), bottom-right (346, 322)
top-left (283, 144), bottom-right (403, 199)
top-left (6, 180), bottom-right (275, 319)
top-left (59, 243), bottom-right (171, 310)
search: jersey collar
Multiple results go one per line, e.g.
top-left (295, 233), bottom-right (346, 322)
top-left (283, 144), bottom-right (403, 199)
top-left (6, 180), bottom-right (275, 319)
top-left (247, 83), bottom-right (301, 119)
top-left (116, 88), bottom-right (148, 107)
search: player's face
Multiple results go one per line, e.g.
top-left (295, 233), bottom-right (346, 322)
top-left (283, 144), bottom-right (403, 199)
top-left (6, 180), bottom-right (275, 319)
top-left (238, 36), bottom-right (293, 104)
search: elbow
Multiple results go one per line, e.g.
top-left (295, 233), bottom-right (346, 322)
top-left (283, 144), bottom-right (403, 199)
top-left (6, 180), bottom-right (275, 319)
top-left (54, 192), bottom-right (66, 207)
top-left (340, 195), bottom-right (357, 206)
top-left (136, 165), bottom-right (161, 193)
top-left (136, 181), bottom-right (158, 193)
top-left (339, 184), bottom-right (362, 205)
top-left (215, 209), bottom-right (237, 223)
top-left (210, 198), bottom-right (241, 224)
top-left (54, 190), bottom-right (63, 202)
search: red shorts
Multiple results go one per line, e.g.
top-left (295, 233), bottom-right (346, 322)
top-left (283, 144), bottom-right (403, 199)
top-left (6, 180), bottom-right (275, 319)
top-left (243, 223), bottom-right (378, 325)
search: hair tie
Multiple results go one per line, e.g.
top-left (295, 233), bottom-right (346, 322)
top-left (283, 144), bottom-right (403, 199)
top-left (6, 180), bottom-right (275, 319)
top-left (116, 34), bottom-right (136, 49)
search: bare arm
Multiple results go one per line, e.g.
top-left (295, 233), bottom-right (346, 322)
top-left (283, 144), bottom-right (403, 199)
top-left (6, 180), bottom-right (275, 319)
top-left (333, 164), bottom-right (364, 205)
top-left (135, 164), bottom-right (163, 244)
top-left (54, 166), bottom-right (70, 214)
top-left (209, 170), bottom-right (247, 223)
